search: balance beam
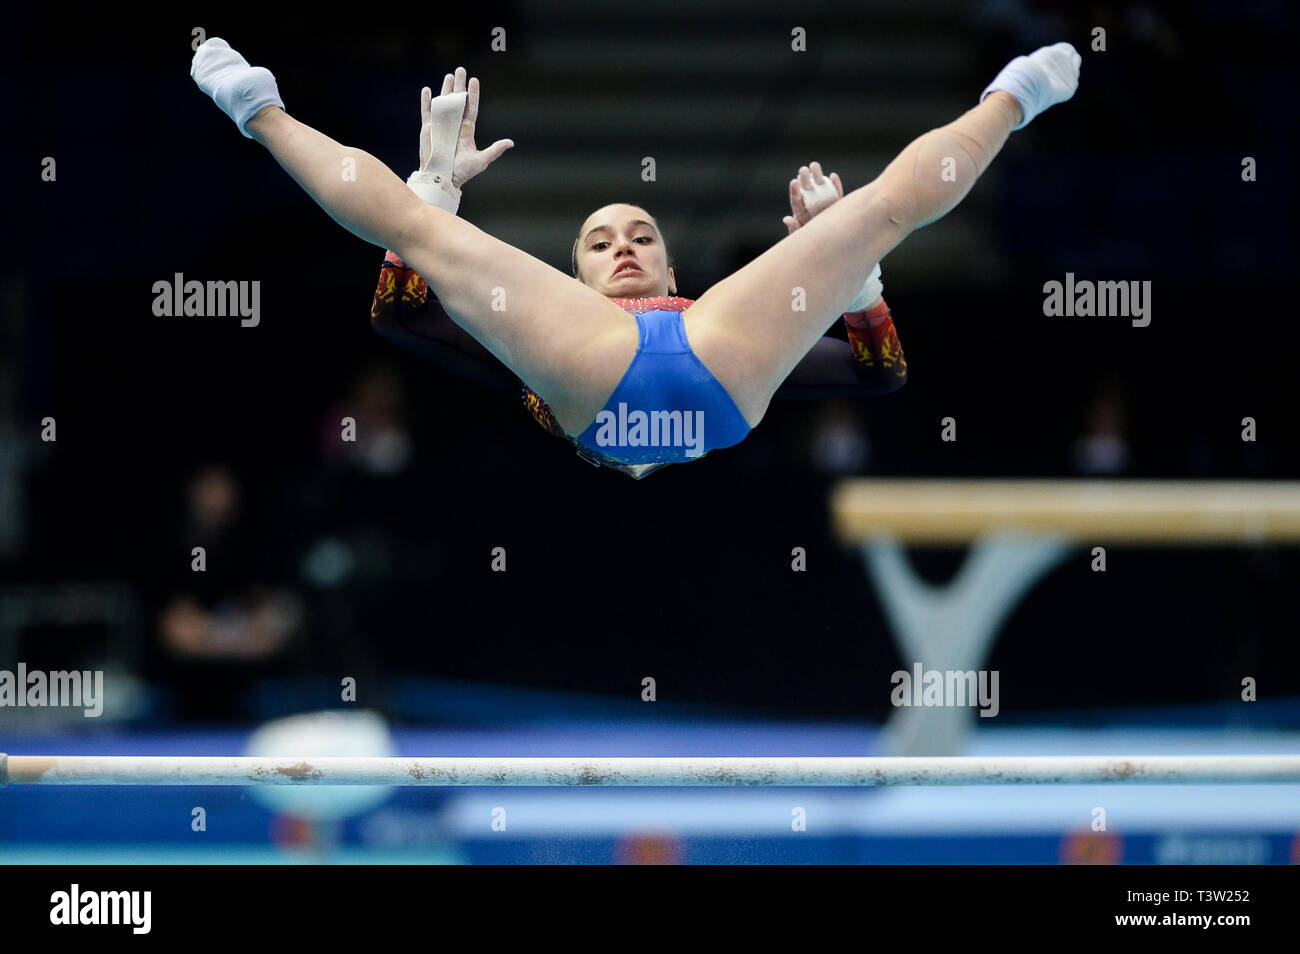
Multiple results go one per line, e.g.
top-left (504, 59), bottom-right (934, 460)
top-left (830, 480), bottom-right (1300, 545)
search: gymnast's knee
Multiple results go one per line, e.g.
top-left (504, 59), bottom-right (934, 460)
top-left (909, 128), bottom-right (982, 228)
top-left (872, 126), bottom-right (984, 233)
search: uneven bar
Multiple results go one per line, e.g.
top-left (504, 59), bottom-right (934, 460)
top-left (3, 754), bottom-right (1300, 787)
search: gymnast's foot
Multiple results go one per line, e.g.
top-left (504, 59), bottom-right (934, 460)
top-left (191, 37), bottom-right (285, 138)
top-left (981, 42), bottom-right (1082, 129)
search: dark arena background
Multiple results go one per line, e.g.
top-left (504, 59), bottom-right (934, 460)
top-left (3, 0), bottom-right (1300, 890)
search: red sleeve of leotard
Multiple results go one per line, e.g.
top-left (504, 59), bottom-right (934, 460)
top-left (371, 250), bottom-right (428, 322)
top-left (843, 298), bottom-right (907, 386)
top-left (522, 386), bottom-right (565, 437)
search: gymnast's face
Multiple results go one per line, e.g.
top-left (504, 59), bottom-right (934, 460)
top-left (575, 204), bottom-right (677, 298)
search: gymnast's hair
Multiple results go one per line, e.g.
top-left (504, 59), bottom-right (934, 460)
top-left (571, 205), bottom-right (675, 284)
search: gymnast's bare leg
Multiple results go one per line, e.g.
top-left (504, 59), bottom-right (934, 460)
top-left (684, 44), bottom-right (1082, 426)
top-left (245, 108), bottom-right (641, 434)
top-left (192, 39), bottom-right (639, 435)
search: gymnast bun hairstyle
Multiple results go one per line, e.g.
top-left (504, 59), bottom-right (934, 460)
top-left (571, 204), bottom-right (675, 285)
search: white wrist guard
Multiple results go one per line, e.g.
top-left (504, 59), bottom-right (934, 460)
top-left (406, 170), bottom-right (460, 214)
top-left (846, 263), bottom-right (883, 313)
top-left (409, 90), bottom-right (467, 214)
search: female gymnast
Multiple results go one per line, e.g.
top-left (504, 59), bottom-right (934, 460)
top-left (367, 73), bottom-right (906, 477)
top-left (191, 38), bottom-right (1080, 478)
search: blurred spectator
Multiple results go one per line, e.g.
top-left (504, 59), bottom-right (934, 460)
top-left (295, 362), bottom-right (424, 594)
top-left (158, 464), bottom-right (302, 660)
top-left (147, 463), bottom-right (304, 720)
top-left (809, 400), bottom-right (871, 475)
top-left (318, 363), bottom-right (413, 477)
top-left (1070, 382), bottom-right (1130, 474)
top-left (268, 361), bottom-right (438, 694)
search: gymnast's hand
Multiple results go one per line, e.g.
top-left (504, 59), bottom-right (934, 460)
top-left (782, 161), bottom-right (843, 234)
top-left (784, 161), bottom-right (882, 310)
top-left (422, 67), bottom-right (515, 188)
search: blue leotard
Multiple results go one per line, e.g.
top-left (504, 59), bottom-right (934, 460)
top-left (571, 297), bottom-right (751, 470)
